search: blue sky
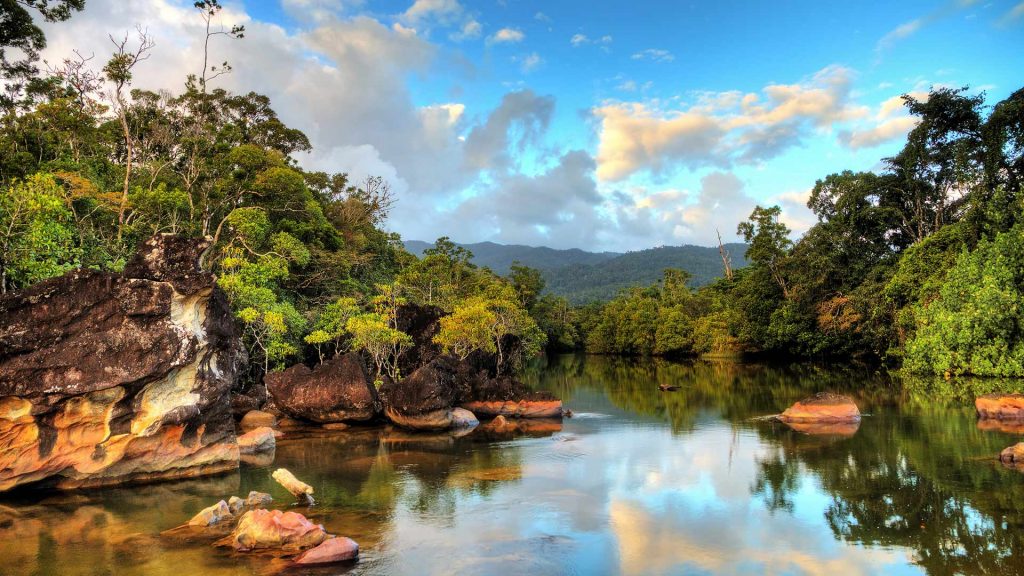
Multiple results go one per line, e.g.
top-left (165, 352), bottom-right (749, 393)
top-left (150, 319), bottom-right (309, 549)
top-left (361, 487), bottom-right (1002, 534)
top-left (42, 0), bottom-right (1024, 249)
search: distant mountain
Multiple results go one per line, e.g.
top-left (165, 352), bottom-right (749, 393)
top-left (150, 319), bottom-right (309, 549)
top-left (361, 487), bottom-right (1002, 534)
top-left (403, 240), bottom-right (748, 304)
top-left (403, 240), bottom-right (621, 274)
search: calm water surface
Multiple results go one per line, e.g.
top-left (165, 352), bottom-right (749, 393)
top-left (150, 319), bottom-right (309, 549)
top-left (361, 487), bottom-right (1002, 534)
top-left (3, 355), bottom-right (1023, 575)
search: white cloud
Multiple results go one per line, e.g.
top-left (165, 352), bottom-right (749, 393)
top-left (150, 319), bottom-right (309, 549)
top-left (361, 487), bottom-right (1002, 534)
top-left (488, 27), bottom-right (525, 44)
top-left (449, 19), bottom-right (481, 41)
top-left (517, 52), bottom-right (543, 73)
top-left (631, 48), bottom-right (674, 62)
top-left (570, 33), bottom-right (589, 47)
top-left (594, 66), bottom-right (867, 181)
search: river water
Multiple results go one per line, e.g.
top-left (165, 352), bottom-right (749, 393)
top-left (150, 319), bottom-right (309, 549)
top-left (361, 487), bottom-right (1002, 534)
top-left (2, 355), bottom-right (1022, 575)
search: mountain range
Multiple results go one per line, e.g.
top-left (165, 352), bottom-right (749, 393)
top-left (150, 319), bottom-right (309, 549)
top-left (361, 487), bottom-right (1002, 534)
top-left (403, 240), bottom-right (748, 303)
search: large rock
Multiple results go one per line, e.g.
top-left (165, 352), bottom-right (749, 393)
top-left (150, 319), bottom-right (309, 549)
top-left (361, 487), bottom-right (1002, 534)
top-left (976, 393), bottom-right (1024, 420)
top-left (0, 235), bottom-right (242, 491)
top-left (266, 353), bottom-right (379, 423)
top-left (999, 442), bottom-right (1024, 467)
top-left (220, 509), bottom-right (327, 552)
top-left (461, 375), bottom-right (562, 418)
top-left (779, 392), bottom-right (860, 423)
top-left (379, 356), bottom-right (469, 431)
top-left (237, 427), bottom-right (276, 454)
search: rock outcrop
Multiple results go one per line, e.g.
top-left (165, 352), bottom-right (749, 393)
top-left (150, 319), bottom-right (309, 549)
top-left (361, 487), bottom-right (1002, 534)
top-left (779, 392), bottom-right (860, 423)
top-left (0, 235), bottom-right (243, 491)
top-left (976, 393), bottom-right (1024, 420)
top-left (266, 353), bottom-right (379, 423)
top-left (379, 356), bottom-right (471, 430)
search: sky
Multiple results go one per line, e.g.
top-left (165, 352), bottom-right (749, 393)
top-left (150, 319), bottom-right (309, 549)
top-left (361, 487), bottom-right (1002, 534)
top-left (38, 0), bottom-right (1024, 251)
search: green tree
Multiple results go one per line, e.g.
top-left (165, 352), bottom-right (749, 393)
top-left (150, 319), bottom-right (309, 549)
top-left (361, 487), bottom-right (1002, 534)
top-left (0, 173), bottom-right (80, 292)
top-left (904, 225), bottom-right (1024, 377)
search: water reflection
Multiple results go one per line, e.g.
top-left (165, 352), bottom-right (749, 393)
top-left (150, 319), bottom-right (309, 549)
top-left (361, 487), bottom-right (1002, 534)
top-left (2, 355), bottom-right (1023, 575)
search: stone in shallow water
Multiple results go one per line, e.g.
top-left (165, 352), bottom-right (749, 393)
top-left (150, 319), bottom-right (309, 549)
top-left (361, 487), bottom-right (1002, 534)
top-left (237, 427), bottom-right (276, 454)
top-left (976, 393), bottom-right (1024, 420)
top-left (999, 442), bottom-right (1024, 465)
top-left (222, 509), bottom-right (327, 552)
top-left (779, 392), bottom-right (860, 423)
top-left (188, 500), bottom-right (232, 527)
top-left (450, 407), bottom-right (479, 428)
top-left (294, 536), bottom-right (359, 565)
top-left (246, 491), bottom-right (274, 507)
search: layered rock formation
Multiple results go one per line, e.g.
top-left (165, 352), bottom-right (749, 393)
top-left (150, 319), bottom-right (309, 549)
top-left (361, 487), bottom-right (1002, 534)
top-left (461, 375), bottom-right (563, 418)
top-left (265, 353), bottom-right (379, 423)
top-left (0, 235), bottom-right (242, 491)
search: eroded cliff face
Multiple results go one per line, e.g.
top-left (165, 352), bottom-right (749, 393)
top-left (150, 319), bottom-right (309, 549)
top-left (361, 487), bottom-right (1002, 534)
top-left (0, 235), bottom-right (243, 491)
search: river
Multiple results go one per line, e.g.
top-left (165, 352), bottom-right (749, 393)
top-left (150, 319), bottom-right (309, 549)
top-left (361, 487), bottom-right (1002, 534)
top-left (2, 355), bottom-right (1021, 575)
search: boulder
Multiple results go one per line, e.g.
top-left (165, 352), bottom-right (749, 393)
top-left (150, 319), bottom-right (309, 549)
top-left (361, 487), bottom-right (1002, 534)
top-left (450, 407), bottom-right (479, 428)
top-left (461, 376), bottom-right (562, 418)
top-left (266, 353), bottom-right (379, 423)
top-left (240, 410), bottom-right (277, 431)
top-left (230, 383), bottom-right (267, 417)
top-left (188, 500), bottom-right (233, 527)
top-left (220, 509), bottom-right (327, 552)
top-left (0, 235), bottom-right (242, 492)
top-left (228, 496), bottom-right (245, 515)
top-left (237, 427), bottom-right (276, 454)
top-left (779, 392), bottom-right (860, 423)
top-left (294, 536), bottom-right (359, 565)
top-left (1000, 443), bottom-right (1024, 463)
top-left (976, 393), bottom-right (1024, 420)
top-left (379, 357), bottom-right (466, 430)
top-left (272, 468), bottom-right (314, 505)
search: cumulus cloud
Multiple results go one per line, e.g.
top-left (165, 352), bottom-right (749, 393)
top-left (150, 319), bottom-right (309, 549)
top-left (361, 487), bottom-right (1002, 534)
top-left (487, 27), bottom-right (524, 44)
top-left (837, 91), bottom-right (926, 150)
top-left (593, 66), bottom-right (868, 181)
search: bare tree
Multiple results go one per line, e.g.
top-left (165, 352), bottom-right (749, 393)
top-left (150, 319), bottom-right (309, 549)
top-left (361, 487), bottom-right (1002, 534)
top-left (193, 0), bottom-right (245, 92)
top-left (717, 229), bottom-right (733, 281)
top-left (102, 27), bottom-right (154, 240)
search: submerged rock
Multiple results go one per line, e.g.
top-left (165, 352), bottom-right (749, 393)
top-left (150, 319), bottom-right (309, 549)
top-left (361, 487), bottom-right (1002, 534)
top-left (0, 235), bottom-right (242, 492)
top-left (221, 509), bottom-right (327, 552)
top-left (294, 536), bottom-right (359, 565)
top-left (267, 353), bottom-right (380, 423)
top-left (976, 393), bottom-right (1024, 420)
top-left (779, 392), bottom-right (860, 423)
top-left (272, 468), bottom-right (314, 505)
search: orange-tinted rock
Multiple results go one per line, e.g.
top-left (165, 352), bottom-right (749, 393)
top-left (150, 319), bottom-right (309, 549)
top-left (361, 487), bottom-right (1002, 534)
top-left (322, 422), bottom-right (349, 431)
top-left (293, 536), bottom-right (359, 565)
top-left (0, 236), bottom-right (242, 492)
top-left (976, 393), bottom-right (1024, 420)
top-left (779, 392), bottom-right (860, 423)
top-left (783, 419), bottom-right (860, 437)
top-left (461, 399), bottom-right (563, 419)
top-left (237, 427), bottom-right (276, 454)
top-left (222, 509), bottom-right (327, 552)
top-left (240, 410), bottom-right (277, 431)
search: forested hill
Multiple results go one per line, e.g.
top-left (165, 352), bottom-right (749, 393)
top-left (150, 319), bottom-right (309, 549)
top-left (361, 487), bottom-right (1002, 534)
top-left (404, 240), bottom-right (748, 303)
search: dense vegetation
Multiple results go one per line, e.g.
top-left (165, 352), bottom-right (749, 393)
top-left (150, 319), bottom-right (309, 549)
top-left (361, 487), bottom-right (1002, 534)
top-left (405, 239), bottom-right (748, 303)
top-left (3, 1), bottom-right (1023, 380)
top-left (0, 1), bottom-right (543, 388)
top-left (557, 86), bottom-right (1024, 378)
